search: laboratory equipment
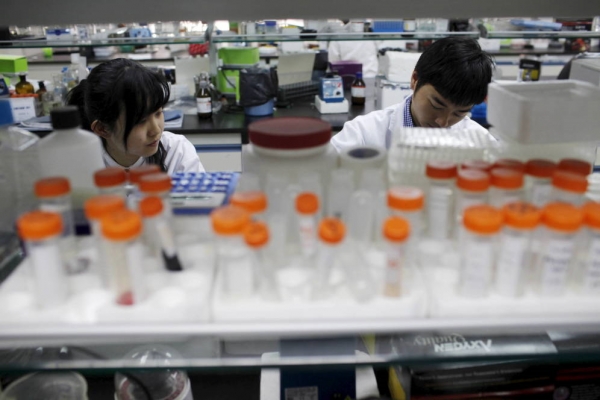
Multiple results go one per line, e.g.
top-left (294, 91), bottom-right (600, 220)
top-left (244, 221), bottom-right (276, 299)
top-left (461, 159), bottom-right (493, 172)
top-left (127, 165), bottom-right (160, 209)
top-left (312, 218), bottom-right (346, 301)
top-left (242, 117), bottom-right (338, 191)
top-left (360, 169), bottom-right (388, 244)
top-left (557, 158), bottom-right (592, 177)
top-left (581, 202), bottom-right (600, 294)
top-left (139, 173), bottom-right (173, 216)
top-left (524, 159), bottom-right (556, 207)
top-left (170, 172), bottom-right (239, 215)
top-left (551, 170), bottom-right (588, 206)
top-left (383, 216), bottom-right (410, 298)
top-left (455, 169), bottom-right (490, 225)
top-left (339, 145), bottom-right (387, 186)
top-left (230, 190), bottom-right (268, 220)
top-left (388, 186), bottom-right (424, 243)
top-left (140, 196), bottom-right (183, 272)
top-left (211, 205), bottom-right (253, 300)
top-left (489, 168), bottom-right (524, 208)
top-left (216, 47), bottom-right (260, 101)
top-left (493, 158), bottom-right (526, 173)
top-left (426, 161), bottom-right (457, 240)
top-left (296, 192), bottom-right (320, 258)
top-left (0, 372), bottom-right (88, 400)
top-left (115, 345), bottom-right (193, 400)
top-left (84, 195), bottom-right (126, 282)
top-left (495, 202), bottom-right (541, 297)
top-left (458, 205), bottom-right (503, 298)
top-left (37, 106), bottom-right (104, 207)
top-left (101, 209), bottom-right (146, 305)
top-left (535, 202), bottom-right (583, 296)
top-left (16, 211), bottom-right (68, 309)
top-left (93, 167), bottom-right (127, 198)
top-left (327, 169), bottom-right (355, 221)
top-left (351, 72), bottom-right (366, 105)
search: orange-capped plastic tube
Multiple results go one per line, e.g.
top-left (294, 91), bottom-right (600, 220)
top-left (463, 205), bottom-right (503, 234)
top-left (318, 218), bottom-right (345, 244)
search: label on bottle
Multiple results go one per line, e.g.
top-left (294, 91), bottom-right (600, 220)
top-left (531, 182), bottom-right (552, 207)
top-left (460, 238), bottom-right (493, 297)
top-left (351, 87), bottom-right (366, 98)
top-left (584, 238), bottom-right (600, 293)
top-left (385, 244), bottom-right (405, 297)
top-left (539, 237), bottom-right (575, 296)
top-left (196, 97), bottom-right (212, 114)
top-left (496, 234), bottom-right (529, 297)
top-left (428, 186), bottom-right (452, 239)
top-left (299, 216), bottom-right (317, 257)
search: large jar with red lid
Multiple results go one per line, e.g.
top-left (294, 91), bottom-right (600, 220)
top-left (242, 117), bottom-right (338, 189)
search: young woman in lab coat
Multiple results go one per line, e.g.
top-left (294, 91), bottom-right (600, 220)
top-left (331, 37), bottom-right (494, 152)
top-left (68, 58), bottom-right (203, 174)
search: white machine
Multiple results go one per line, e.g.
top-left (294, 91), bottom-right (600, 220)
top-left (375, 51), bottom-right (420, 110)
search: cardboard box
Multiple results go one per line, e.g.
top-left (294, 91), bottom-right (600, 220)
top-left (0, 55), bottom-right (28, 74)
top-left (393, 333), bottom-right (557, 399)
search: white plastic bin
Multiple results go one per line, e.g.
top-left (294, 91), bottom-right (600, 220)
top-left (487, 80), bottom-right (600, 144)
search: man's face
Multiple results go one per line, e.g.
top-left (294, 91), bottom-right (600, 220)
top-left (410, 72), bottom-right (473, 128)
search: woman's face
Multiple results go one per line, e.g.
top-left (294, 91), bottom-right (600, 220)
top-left (109, 108), bottom-right (165, 159)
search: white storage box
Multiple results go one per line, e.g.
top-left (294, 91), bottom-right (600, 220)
top-left (571, 58), bottom-right (600, 87)
top-left (487, 80), bottom-right (600, 144)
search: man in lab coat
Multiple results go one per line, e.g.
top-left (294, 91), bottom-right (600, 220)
top-left (331, 36), bottom-right (494, 152)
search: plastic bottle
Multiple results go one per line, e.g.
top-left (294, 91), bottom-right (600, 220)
top-left (388, 187), bottom-right (424, 237)
top-left (550, 170), bottom-right (588, 206)
top-left (37, 106), bottom-right (104, 208)
top-left (534, 202), bottom-right (583, 296)
top-left (101, 209), bottom-right (146, 305)
top-left (94, 167), bottom-right (127, 199)
top-left (580, 202), bottom-right (600, 294)
top-left (455, 169), bottom-right (490, 225)
top-left (0, 99), bottom-right (40, 231)
top-left (383, 216), bottom-right (410, 298)
top-left (115, 345), bottom-right (194, 400)
top-left (461, 159), bottom-right (493, 172)
top-left (84, 195), bottom-right (126, 283)
top-left (139, 196), bottom-right (183, 272)
top-left (557, 158), bottom-right (592, 177)
top-left (35, 177), bottom-right (75, 237)
top-left (16, 211), bottom-right (68, 309)
top-left (361, 169), bottom-right (388, 244)
top-left (495, 202), bottom-right (541, 297)
top-left (458, 205), bottom-right (503, 298)
top-left (489, 168), bottom-right (524, 208)
top-left (426, 161), bottom-right (457, 240)
top-left (195, 79), bottom-right (212, 119)
top-left (327, 169), bottom-right (355, 221)
top-left (210, 206), bottom-right (253, 300)
top-left (296, 192), bottom-right (320, 258)
top-left (138, 173), bottom-right (173, 216)
top-left (351, 72), bottom-right (366, 105)
top-left (312, 218), bottom-right (345, 301)
top-left (492, 158), bottom-right (526, 173)
top-left (128, 165), bottom-right (161, 209)
top-left (245, 221), bottom-right (277, 300)
top-left (230, 190), bottom-right (268, 220)
top-left (299, 171), bottom-right (324, 217)
top-left (524, 159), bottom-right (556, 207)
top-left (15, 74), bottom-right (34, 94)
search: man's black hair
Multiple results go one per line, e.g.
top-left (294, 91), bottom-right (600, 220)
top-left (413, 36), bottom-right (494, 107)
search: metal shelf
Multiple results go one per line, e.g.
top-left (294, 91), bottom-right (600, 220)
top-left (485, 31), bottom-right (600, 39)
top-left (0, 35), bottom-right (206, 49)
top-left (211, 31), bottom-right (479, 43)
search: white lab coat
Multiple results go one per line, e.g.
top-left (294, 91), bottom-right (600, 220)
top-left (330, 97), bottom-right (489, 152)
top-left (102, 131), bottom-right (204, 174)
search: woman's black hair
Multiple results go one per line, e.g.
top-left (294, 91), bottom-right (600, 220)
top-left (67, 58), bottom-right (170, 171)
top-left (413, 37), bottom-right (495, 107)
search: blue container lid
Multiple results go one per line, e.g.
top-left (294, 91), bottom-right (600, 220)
top-left (265, 20), bottom-right (277, 26)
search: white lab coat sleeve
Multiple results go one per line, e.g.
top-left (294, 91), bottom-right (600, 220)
top-left (327, 41), bottom-right (342, 62)
top-left (161, 131), bottom-right (205, 174)
top-left (330, 108), bottom-right (393, 153)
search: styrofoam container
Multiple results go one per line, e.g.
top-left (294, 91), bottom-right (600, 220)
top-left (487, 80), bottom-right (600, 144)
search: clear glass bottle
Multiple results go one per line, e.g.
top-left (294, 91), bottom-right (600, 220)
top-left (15, 74), bottom-right (34, 94)
top-left (17, 211), bottom-right (68, 309)
top-left (459, 205), bottom-right (503, 298)
top-left (35, 80), bottom-right (47, 101)
top-left (351, 72), bottom-right (366, 105)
